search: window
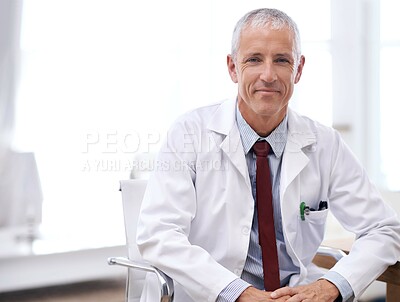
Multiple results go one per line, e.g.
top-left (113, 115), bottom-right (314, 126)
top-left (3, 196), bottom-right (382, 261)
top-left (380, 0), bottom-right (400, 190)
top-left (14, 0), bottom-right (331, 249)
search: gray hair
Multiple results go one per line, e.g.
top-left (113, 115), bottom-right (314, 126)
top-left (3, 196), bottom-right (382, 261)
top-left (231, 8), bottom-right (301, 62)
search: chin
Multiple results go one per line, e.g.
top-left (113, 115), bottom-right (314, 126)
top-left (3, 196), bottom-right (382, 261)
top-left (254, 104), bottom-right (287, 119)
top-left (254, 104), bottom-right (279, 115)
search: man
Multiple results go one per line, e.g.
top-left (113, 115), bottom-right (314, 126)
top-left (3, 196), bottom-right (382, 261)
top-left (137, 8), bottom-right (400, 302)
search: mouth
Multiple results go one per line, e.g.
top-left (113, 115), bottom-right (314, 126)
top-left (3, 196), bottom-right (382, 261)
top-left (255, 89), bottom-right (280, 95)
top-left (254, 85), bottom-right (280, 94)
top-left (256, 88), bottom-right (278, 92)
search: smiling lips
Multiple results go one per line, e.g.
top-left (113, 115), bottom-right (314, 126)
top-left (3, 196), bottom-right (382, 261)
top-left (255, 87), bottom-right (280, 95)
top-left (254, 83), bottom-right (281, 94)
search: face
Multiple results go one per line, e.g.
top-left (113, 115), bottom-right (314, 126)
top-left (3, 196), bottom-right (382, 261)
top-left (227, 24), bottom-right (305, 135)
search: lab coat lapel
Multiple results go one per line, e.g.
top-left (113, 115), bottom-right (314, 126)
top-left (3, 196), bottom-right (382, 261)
top-left (221, 126), bottom-right (251, 184)
top-left (207, 99), bottom-right (250, 185)
top-left (280, 135), bottom-right (310, 271)
top-left (280, 139), bottom-right (310, 195)
top-left (280, 109), bottom-right (317, 195)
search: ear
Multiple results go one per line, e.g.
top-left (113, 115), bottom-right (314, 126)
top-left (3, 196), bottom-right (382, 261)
top-left (294, 55), bottom-right (305, 84)
top-left (227, 55), bottom-right (238, 83)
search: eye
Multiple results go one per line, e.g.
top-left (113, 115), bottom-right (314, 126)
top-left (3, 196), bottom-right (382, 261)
top-left (245, 57), bottom-right (261, 63)
top-left (275, 57), bottom-right (290, 64)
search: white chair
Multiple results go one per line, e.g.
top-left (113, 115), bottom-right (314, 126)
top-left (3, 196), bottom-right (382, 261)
top-left (108, 179), bottom-right (174, 302)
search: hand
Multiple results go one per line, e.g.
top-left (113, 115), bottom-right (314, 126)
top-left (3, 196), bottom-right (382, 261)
top-left (237, 286), bottom-right (291, 302)
top-left (270, 279), bottom-right (340, 302)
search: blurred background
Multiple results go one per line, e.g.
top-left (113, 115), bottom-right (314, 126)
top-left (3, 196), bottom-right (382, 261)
top-left (0, 0), bottom-right (398, 299)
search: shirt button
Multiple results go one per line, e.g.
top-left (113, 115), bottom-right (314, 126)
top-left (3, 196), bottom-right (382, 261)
top-left (241, 226), bottom-right (250, 235)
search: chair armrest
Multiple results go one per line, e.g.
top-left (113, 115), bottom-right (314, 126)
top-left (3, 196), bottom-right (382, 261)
top-left (317, 246), bottom-right (347, 261)
top-left (313, 246), bottom-right (347, 270)
top-left (108, 257), bottom-right (174, 302)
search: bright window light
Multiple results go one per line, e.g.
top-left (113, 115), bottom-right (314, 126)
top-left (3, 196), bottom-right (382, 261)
top-left (380, 0), bottom-right (400, 191)
top-left (14, 0), bottom-right (331, 247)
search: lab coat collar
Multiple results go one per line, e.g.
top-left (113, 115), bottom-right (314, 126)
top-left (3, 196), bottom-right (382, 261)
top-left (207, 99), bottom-right (317, 151)
top-left (286, 109), bottom-right (317, 151)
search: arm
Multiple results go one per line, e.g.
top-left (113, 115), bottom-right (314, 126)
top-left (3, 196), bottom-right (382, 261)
top-left (325, 132), bottom-right (400, 299)
top-left (272, 130), bottom-right (399, 302)
top-left (136, 120), bottom-right (239, 301)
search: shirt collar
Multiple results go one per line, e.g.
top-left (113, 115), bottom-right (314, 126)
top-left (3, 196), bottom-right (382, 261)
top-left (236, 105), bottom-right (288, 158)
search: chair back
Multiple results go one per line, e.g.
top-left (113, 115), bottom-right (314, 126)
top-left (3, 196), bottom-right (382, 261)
top-left (120, 179), bottom-right (148, 302)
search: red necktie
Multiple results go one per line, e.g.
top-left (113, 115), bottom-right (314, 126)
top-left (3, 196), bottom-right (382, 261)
top-left (253, 141), bottom-right (280, 291)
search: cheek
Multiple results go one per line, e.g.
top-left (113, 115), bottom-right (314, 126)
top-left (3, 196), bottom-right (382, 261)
top-left (239, 68), bottom-right (259, 85)
top-left (282, 72), bottom-right (297, 89)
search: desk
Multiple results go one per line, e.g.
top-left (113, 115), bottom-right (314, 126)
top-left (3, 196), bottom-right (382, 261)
top-left (0, 227), bottom-right (126, 292)
top-left (313, 238), bottom-right (400, 302)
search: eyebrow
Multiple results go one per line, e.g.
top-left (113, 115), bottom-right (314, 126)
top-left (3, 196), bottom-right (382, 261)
top-left (243, 51), bottom-right (293, 57)
top-left (243, 52), bottom-right (263, 57)
top-left (275, 52), bottom-right (293, 58)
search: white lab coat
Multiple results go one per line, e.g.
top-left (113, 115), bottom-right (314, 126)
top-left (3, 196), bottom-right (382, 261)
top-left (137, 98), bottom-right (400, 302)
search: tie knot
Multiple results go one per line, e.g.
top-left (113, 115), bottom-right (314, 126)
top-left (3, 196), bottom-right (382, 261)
top-left (253, 141), bottom-right (270, 157)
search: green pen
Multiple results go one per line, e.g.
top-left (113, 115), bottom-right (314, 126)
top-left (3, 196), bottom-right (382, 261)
top-left (300, 201), bottom-right (306, 221)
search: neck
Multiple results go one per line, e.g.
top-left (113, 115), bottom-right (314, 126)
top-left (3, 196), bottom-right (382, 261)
top-left (238, 103), bottom-right (287, 137)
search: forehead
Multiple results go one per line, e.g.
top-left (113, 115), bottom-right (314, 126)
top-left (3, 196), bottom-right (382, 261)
top-left (238, 25), bottom-right (295, 56)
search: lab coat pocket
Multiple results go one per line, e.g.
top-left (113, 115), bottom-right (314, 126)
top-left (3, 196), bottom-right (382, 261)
top-left (303, 209), bottom-right (329, 225)
top-left (294, 209), bottom-right (329, 263)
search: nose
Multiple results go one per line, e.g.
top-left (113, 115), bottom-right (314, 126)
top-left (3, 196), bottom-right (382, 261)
top-left (260, 62), bottom-right (277, 83)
